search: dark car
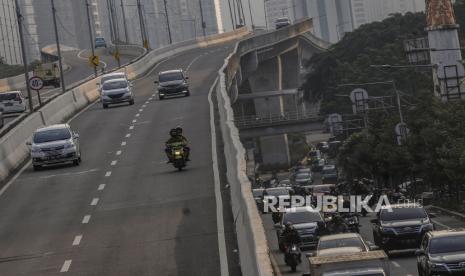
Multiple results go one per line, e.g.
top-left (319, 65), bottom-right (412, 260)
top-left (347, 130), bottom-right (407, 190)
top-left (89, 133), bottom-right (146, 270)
top-left (94, 37), bottom-right (107, 48)
top-left (276, 207), bottom-right (325, 250)
top-left (258, 187), bottom-right (290, 214)
top-left (155, 69), bottom-right (190, 99)
top-left (416, 230), bottom-right (465, 276)
top-left (275, 17), bottom-right (290, 29)
top-left (372, 204), bottom-right (434, 253)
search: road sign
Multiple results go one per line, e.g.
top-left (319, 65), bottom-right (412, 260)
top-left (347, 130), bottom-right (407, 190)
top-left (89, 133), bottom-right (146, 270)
top-left (350, 88), bottom-right (369, 114)
top-left (29, 76), bottom-right (44, 90)
top-left (395, 122), bottom-right (410, 145)
top-left (89, 55), bottom-right (99, 67)
top-left (114, 50), bottom-right (120, 62)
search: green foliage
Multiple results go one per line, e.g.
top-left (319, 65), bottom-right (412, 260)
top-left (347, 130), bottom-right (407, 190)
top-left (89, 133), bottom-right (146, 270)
top-left (304, 4), bottom-right (465, 204)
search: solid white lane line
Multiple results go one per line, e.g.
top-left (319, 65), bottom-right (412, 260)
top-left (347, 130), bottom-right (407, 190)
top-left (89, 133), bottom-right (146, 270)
top-left (391, 261), bottom-right (400, 268)
top-left (116, 150), bottom-right (122, 155)
top-left (72, 235), bottom-right (82, 246)
top-left (125, 133), bottom-right (131, 138)
top-left (98, 184), bottom-right (106, 191)
top-left (111, 160), bottom-right (117, 166)
top-left (105, 171), bottom-right (112, 177)
top-left (82, 215), bottom-right (91, 224)
top-left (60, 260), bottom-right (72, 272)
top-left (121, 141), bottom-right (127, 146)
top-left (90, 198), bottom-right (99, 206)
top-left (132, 119), bottom-right (137, 123)
top-left (129, 126), bottom-right (134, 130)
top-left (207, 77), bottom-right (229, 276)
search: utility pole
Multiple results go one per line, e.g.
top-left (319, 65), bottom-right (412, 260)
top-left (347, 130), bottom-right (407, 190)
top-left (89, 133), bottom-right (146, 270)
top-left (85, 0), bottom-right (98, 77)
top-left (236, 0), bottom-right (244, 25)
top-left (392, 80), bottom-right (404, 124)
top-left (198, 0), bottom-right (207, 36)
top-left (227, 0), bottom-right (236, 29)
top-left (247, 0), bottom-right (254, 28)
top-left (51, 0), bottom-right (66, 94)
top-left (263, 0), bottom-right (269, 29)
top-left (106, 0), bottom-right (115, 42)
top-left (162, 0), bottom-right (172, 44)
top-left (136, 0), bottom-right (148, 49)
top-left (120, 0), bottom-right (129, 43)
top-left (14, 0), bottom-right (33, 112)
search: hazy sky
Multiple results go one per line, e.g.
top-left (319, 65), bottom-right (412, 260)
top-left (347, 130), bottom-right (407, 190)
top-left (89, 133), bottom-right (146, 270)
top-left (218, 0), bottom-right (267, 31)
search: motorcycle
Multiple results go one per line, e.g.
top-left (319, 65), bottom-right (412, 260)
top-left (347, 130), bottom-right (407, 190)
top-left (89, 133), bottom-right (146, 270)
top-left (284, 244), bottom-right (301, 272)
top-left (171, 146), bottom-right (186, 171)
top-left (342, 213), bottom-right (360, 233)
top-left (272, 210), bottom-right (283, 224)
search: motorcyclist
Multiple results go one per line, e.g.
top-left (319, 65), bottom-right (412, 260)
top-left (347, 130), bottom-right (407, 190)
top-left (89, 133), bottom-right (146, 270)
top-left (165, 127), bottom-right (190, 163)
top-left (329, 213), bottom-right (349, 234)
top-left (281, 222), bottom-right (302, 262)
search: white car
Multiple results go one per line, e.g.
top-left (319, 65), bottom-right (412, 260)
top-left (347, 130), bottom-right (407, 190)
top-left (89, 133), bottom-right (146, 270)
top-left (99, 72), bottom-right (128, 87)
top-left (100, 78), bottom-right (134, 108)
top-left (0, 91), bottom-right (27, 114)
top-left (28, 124), bottom-right (81, 170)
top-left (315, 233), bottom-right (374, 256)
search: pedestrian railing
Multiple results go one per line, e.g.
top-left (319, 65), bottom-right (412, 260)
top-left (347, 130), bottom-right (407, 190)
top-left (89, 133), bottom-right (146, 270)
top-left (234, 111), bottom-right (322, 129)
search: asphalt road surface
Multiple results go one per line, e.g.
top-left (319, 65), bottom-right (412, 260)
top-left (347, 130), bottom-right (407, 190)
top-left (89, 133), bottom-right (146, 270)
top-left (261, 173), bottom-right (465, 276)
top-left (2, 48), bottom-right (135, 126)
top-left (0, 42), bottom-right (239, 275)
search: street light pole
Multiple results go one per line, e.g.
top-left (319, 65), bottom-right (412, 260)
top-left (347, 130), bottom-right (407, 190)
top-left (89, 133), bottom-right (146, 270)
top-left (198, 0), bottom-right (207, 36)
top-left (51, 0), bottom-right (66, 94)
top-left (120, 0), bottom-right (129, 43)
top-left (85, 0), bottom-right (98, 77)
top-left (136, 0), bottom-right (148, 49)
top-left (162, 0), bottom-right (172, 44)
top-left (14, 0), bottom-right (33, 112)
top-left (263, 0), bottom-right (269, 29)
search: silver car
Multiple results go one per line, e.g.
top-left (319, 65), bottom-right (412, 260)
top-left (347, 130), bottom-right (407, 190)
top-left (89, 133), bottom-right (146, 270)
top-left (28, 124), bottom-right (81, 170)
top-left (100, 78), bottom-right (134, 108)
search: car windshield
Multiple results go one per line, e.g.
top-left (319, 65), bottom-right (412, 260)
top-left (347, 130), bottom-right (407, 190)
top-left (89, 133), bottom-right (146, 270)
top-left (96, 37), bottom-right (104, 41)
top-left (430, 235), bottom-right (465, 254)
top-left (0, 93), bottom-right (19, 101)
top-left (33, 128), bottom-right (71, 143)
top-left (296, 174), bottom-right (310, 180)
top-left (313, 185), bottom-right (332, 193)
top-left (319, 237), bottom-right (365, 250)
top-left (265, 189), bottom-right (288, 197)
top-left (159, 72), bottom-right (183, 82)
top-left (380, 207), bottom-right (427, 221)
top-left (283, 211), bottom-right (322, 224)
top-left (102, 81), bottom-right (127, 90)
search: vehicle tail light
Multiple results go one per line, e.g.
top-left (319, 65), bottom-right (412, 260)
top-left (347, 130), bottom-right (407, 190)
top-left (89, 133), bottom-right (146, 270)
top-left (15, 95), bottom-right (22, 104)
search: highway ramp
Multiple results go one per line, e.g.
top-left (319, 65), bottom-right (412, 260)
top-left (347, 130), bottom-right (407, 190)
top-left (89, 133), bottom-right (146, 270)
top-left (0, 43), bottom-right (240, 275)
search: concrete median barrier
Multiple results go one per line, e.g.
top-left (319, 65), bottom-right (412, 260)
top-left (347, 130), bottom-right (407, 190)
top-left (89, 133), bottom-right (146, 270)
top-left (0, 27), bottom-right (249, 185)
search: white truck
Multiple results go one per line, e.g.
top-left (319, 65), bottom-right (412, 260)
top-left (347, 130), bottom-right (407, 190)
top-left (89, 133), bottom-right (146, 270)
top-left (304, 251), bottom-right (390, 276)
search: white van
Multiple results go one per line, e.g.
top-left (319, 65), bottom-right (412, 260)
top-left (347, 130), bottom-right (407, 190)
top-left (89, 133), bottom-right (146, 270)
top-left (99, 72), bottom-right (128, 87)
top-left (0, 91), bottom-right (27, 113)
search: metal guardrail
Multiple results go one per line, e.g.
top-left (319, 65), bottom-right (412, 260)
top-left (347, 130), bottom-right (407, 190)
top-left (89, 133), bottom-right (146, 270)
top-left (234, 111), bottom-right (321, 129)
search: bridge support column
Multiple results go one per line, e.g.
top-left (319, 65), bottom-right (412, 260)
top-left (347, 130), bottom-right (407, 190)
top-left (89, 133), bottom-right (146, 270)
top-left (258, 134), bottom-right (291, 168)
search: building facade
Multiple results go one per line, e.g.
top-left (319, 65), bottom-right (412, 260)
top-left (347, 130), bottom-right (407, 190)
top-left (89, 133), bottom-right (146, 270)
top-left (0, 0), bottom-right (22, 65)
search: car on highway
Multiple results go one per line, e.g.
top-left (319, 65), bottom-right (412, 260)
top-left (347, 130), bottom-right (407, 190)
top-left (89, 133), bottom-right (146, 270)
top-left (312, 157), bottom-right (326, 172)
top-left (275, 17), bottom-right (291, 29)
top-left (372, 204), bottom-right (434, 253)
top-left (313, 233), bottom-right (374, 257)
top-left (294, 172), bottom-right (313, 186)
top-left (99, 72), bottom-right (128, 87)
top-left (0, 91), bottom-right (26, 114)
top-left (321, 164), bottom-right (338, 183)
top-left (28, 124), bottom-right (81, 170)
top-left (276, 207), bottom-right (325, 250)
top-left (416, 229), bottom-right (465, 276)
top-left (155, 69), bottom-right (190, 100)
top-left (94, 37), bottom-right (107, 48)
top-left (310, 184), bottom-right (336, 198)
top-left (259, 187), bottom-right (290, 214)
top-left (100, 78), bottom-right (135, 108)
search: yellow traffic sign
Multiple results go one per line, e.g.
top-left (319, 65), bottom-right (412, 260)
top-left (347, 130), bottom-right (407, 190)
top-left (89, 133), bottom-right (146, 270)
top-left (89, 55), bottom-right (99, 67)
top-left (143, 40), bottom-right (149, 49)
top-left (114, 50), bottom-right (120, 62)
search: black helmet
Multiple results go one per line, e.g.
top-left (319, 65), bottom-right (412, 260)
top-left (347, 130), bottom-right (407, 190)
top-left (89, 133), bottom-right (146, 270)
top-left (175, 126), bottom-right (183, 135)
top-left (285, 221), bottom-right (293, 230)
top-left (169, 128), bottom-right (177, 137)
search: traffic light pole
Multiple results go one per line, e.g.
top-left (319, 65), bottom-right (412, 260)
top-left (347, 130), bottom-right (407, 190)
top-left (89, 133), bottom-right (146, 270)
top-left (14, 0), bottom-right (33, 112)
top-left (51, 0), bottom-right (66, 94)
top-left (85, 0), bottom-right (98, 77)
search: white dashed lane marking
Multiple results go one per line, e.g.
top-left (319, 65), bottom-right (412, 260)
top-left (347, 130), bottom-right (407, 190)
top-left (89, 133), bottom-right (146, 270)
top-left (129, 126), bottom-right (134, 130)
top-left (60, 260), bottom-right (72, 272)
top-left (125, 133), bottom-right (131, 138)
top-left (132, 119), bottom-right (137, 123)
top-left (72, 235), bottom-right (82, 246)
top-left (105, 171), bottom-right (112, 177)
top-left (135, 114), bottom-right (140, 117)
top-left (82, 215), bottom-right (91, 224)
top-left (391, 261), bottom-right (400, 268)
top-left (139, 109), bottom-right (143, 112)
top-left (90, 198), bottom-right (99, 206)
top-left (116, 150), bottom-right (122, 155)
top-left (98, 184), bottom-right (106, 191)
top-left (142, 104), bottom-right (147, 108)
top-left (111, 160), bottom-right (117, 166)
top-left (121, 141), bottom-right (126, 146)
